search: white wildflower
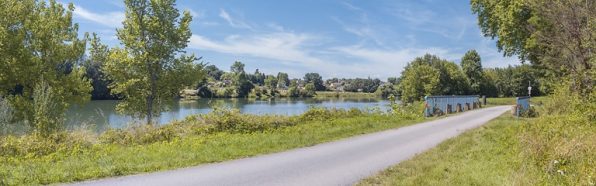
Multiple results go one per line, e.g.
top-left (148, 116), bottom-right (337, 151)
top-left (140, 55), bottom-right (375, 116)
top-left (554, 160), bottom-right (559, 164)
top-left (557, 170), bottom-right (564, 175)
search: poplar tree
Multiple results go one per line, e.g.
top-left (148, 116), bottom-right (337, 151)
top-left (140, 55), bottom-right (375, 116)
top-left (103, 0), bottom-right (205, 124)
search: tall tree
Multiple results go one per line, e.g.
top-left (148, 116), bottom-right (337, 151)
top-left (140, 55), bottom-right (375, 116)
top-left (277, 72), bottom-right (290, 87)
top-left (0, 0), bottom-right (92, 128)
top-left (229, 61), bottom-right (254, 97)
top-left (103, 0), bottom-right (205, 124)
top-left (461, 50), bottom-right (484, 95)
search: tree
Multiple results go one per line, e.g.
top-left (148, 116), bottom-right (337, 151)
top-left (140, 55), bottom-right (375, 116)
top-left (0, 0), bottom-right (92, 128)
top-left (304, 73), bottom-right (325, 91)
top-left (387, 77), bottom-right (398, 85)
top-left (204, 65), bottom-right (224, 81)
top-left (400, 54), bottom-right (469, 96)
top-left (86, 34), bottom-right (116, 100)
top-left (344, 78), bottom-right (381, 93)
top-left (471, 0), bottom-right (534, 60)
top-left (264, 74), bottom-right (278, 92)
top-left (277, 72), bottom-right (290, 87)
top-left (103, 0), bottom-right (205, 124)
top-left (229, 61), bottom-right (254, 97)
top-left (461, 50), bottom-right (484, 95)
top-left (400, 65), bottom-right (441, 102)
top-left (302, 83), bottom-right (316, 97)
top-left (472, 0), bottom-right (596, 95)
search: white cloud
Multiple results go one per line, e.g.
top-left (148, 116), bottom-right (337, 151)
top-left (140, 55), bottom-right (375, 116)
top-left (71, 4), bottom-right (124, 28)
top-left (188, 32), bottom-right (324, 67)
top-left (219, 9), bottom-right (253, 30)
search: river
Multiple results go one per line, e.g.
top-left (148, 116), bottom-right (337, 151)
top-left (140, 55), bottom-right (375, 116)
top-left (65, 97), bottom-right (393, 131)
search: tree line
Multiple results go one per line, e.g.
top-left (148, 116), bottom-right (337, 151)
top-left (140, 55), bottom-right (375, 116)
top-left (395, 51), bottom-right (545, 103)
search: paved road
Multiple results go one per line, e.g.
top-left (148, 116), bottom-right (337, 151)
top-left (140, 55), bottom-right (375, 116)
top-left (70, 106), bottom-right (510, 186)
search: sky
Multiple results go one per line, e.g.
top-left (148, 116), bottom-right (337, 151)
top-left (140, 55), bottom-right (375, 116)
top-left (65, 0), bottom-right (520, 80)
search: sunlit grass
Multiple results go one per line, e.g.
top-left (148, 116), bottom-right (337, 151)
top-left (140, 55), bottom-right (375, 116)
top-left (357, 114), bottom-right (529, 186)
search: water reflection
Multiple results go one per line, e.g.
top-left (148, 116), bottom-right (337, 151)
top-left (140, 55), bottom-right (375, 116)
top-left (64, 97), bottom-right (393, 131)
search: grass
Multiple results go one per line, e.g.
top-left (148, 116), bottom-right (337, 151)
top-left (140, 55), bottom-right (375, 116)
top-left (358, 94), bottom-right (596, 185)
top-left (0, 105), bottom-right (429, 185)
top-left (484, 96), bottom-right (547, 106)
top-left (357, 114), bottom-right (529, 186)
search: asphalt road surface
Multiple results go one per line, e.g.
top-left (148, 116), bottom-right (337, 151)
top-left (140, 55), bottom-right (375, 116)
top-left (70, 106), bottom-right (511, 186)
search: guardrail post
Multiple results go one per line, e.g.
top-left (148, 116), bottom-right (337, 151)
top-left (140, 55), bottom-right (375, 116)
top-left (424, 96), bottom-right (428, 118)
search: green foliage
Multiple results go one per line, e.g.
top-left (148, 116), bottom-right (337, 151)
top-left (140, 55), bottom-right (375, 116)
top-left (304, 73), bottom-right (325, 91)
top-left (400, 65), bottom-right (440, 102)
top-left (387, 77), bottom-right (398, 85)
top-left (277, 72), bottom-right (290, 87)
top-left (264, 74), bottom-right (278, 92)
top-left (484, 65), bottom-right (543, 97)
top-left (344, 78), bottom-right (381, 93)
top-left (398, 54), bottom-right (471, 102)
top-left (472, 0), bottom-right (596, 94)
top-left (102, 0), bottom-right (206, 124)
top-left (301, 83), bottom-right (317, 97)
top-left (204, 65), bottom-right (224, 81)
top-left (31, 81), bottom-right (66, 137)
top-left (86, 34), bottom-right (116, 100)
top-left (0, 0), bottom-right (92, 124)
top-left (229, 62), bottom-right (255, 97)
top-left (375, 83), bottom-right (397, 98)
top-left (471, 0), bottom-right (533, 60)
top-left (461, 50), bottom-right (485, 95)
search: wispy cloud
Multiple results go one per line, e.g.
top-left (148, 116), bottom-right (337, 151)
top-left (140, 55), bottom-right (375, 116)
top-left (267, 23), bottom-right (285, 32)
top-left (219, 9), bottom-right (253, 30)
top-left (70, 4), bottom-right (124, 28)
top-left (340, 1), bottom-right (364, 12)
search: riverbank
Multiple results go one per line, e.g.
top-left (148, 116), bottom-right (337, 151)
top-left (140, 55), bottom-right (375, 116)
top-left (357, 95), bottom-right (596, 185)
top-left (0, 104), bottom-right (426, 185)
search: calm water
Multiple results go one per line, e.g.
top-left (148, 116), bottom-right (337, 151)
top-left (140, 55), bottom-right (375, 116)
top-left (65, 97), bottom-right (393, 131)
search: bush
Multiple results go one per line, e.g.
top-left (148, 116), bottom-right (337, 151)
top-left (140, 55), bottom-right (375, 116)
top-left (31, 81), bottom-right (66, 137)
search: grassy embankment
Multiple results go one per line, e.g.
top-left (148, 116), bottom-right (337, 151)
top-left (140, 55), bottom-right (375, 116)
top-left (358, 94), bottom-right (596, 185)
top-left (0, 104), bottom-right (427, 185)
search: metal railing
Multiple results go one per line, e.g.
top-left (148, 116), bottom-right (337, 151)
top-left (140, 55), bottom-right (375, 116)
top-left (516, 97), bottom-right (530, 117)
top-left (424, 95), bottom-right (479, 117)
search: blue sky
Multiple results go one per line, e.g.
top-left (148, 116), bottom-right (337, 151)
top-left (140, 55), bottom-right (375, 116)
top-left (65, 0), bottom-right (519, 80)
